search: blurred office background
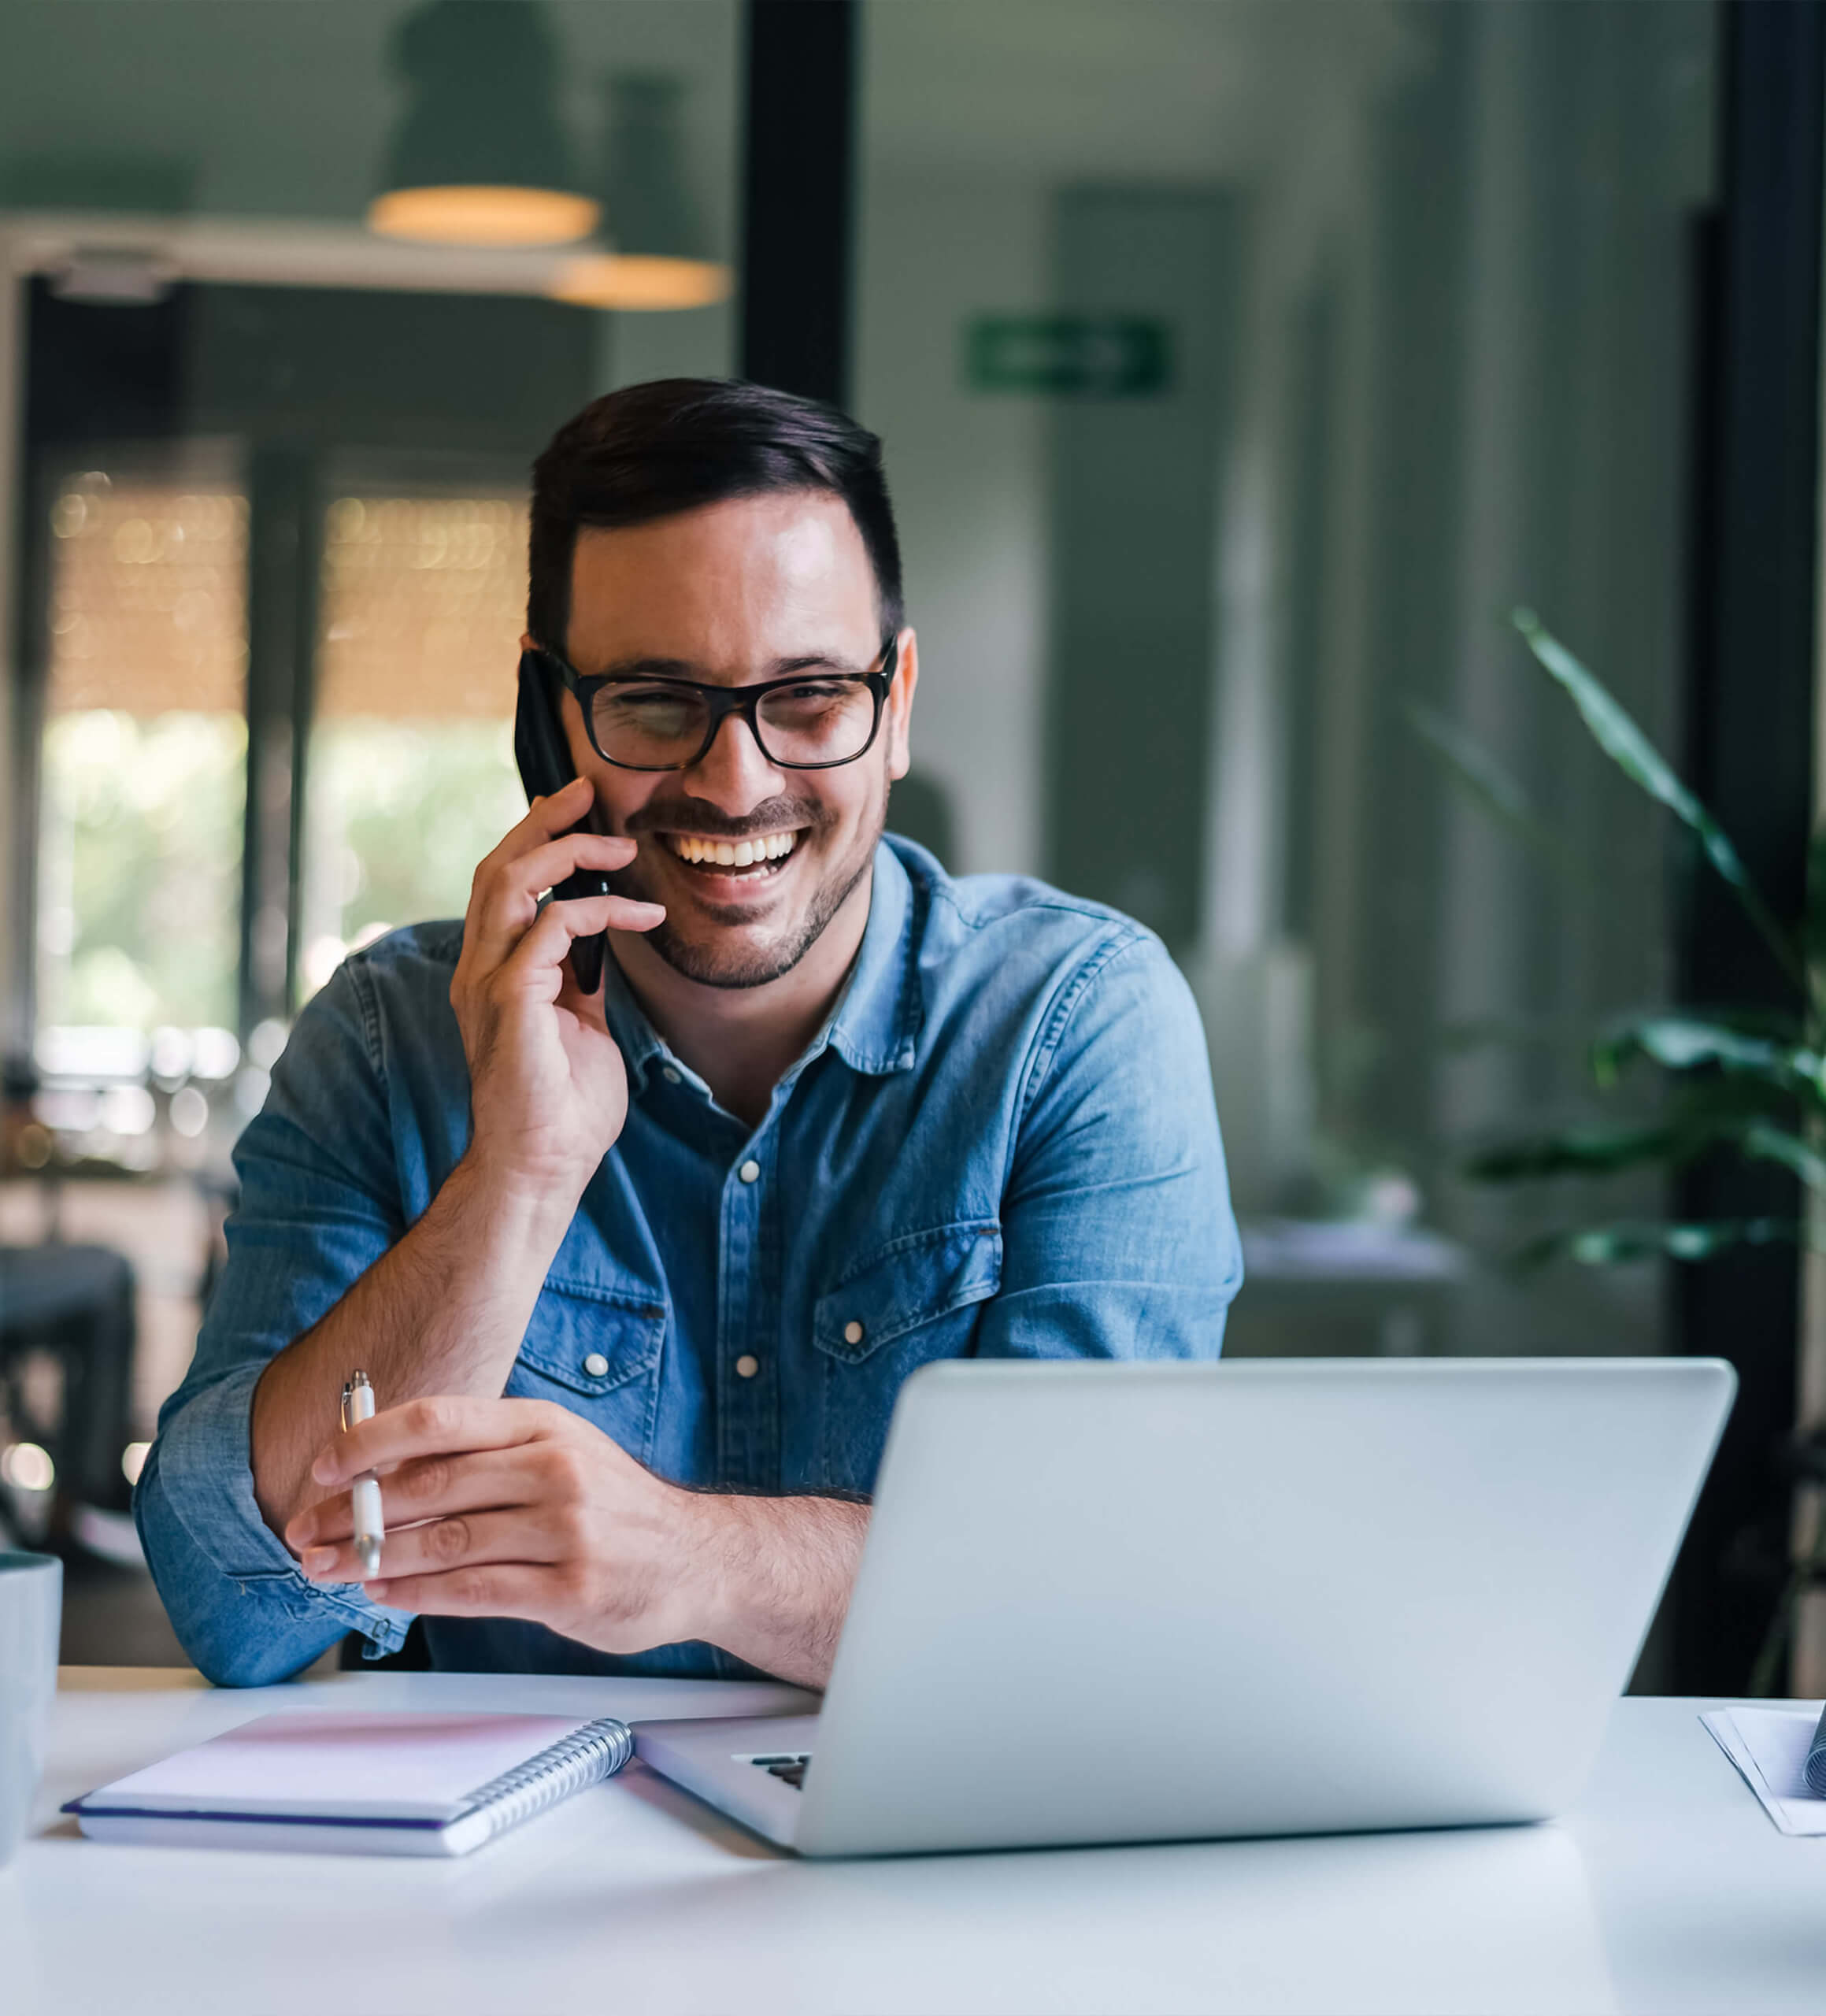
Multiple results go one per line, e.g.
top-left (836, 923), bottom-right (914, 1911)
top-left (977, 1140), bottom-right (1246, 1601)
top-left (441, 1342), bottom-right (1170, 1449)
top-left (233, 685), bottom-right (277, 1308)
top-left (1, 1), bottom-right (1820, 1695)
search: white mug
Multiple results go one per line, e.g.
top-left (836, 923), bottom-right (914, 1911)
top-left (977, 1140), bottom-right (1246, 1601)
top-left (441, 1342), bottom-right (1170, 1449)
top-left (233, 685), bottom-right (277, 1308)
top-left (0, 1551), bottom-right (61, 1866)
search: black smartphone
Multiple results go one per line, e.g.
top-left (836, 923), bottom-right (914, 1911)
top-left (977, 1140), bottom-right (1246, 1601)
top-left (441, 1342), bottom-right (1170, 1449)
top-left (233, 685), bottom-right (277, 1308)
top-left (513, 649), bottom-right (610, 995)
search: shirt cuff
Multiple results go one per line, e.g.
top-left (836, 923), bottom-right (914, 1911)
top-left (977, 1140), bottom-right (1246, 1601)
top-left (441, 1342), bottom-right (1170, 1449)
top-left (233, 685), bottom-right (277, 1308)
top-left (150, 1361), bottom-right (412, 1655)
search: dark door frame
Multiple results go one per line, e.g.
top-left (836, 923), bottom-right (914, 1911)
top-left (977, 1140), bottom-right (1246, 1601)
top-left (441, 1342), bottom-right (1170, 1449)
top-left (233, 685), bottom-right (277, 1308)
top-left (739, 0), bottom-right (857, 409)
top-left (1675, 0), bottom-right (1825, 1692)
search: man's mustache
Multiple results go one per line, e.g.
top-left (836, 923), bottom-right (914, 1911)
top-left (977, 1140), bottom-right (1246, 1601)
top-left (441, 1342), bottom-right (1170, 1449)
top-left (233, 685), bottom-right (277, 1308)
top-left (624, 795), bottom-right (828, 841)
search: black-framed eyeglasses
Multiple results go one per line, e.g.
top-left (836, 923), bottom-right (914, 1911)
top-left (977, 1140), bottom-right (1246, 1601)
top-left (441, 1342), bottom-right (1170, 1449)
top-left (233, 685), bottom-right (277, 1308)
top-left (531, 636), bottom-right (899, 773)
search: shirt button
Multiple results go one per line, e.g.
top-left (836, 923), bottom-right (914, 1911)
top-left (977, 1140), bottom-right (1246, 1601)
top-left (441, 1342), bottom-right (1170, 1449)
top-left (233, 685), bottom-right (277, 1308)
top-left (661, 1066), bottom-right (680, 1085)
top-left (583, 1353), bottom-right (609, 1377)
top-left (843, 1320), bottom-right (865, 1346)
top-left (735, 1354), bottom-right (760, 1379)
top-left (738, 1159), bottom-right (761, 1184)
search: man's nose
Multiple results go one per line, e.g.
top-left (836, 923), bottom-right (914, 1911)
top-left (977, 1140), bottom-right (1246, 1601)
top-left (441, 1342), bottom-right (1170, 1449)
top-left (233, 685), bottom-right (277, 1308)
top-left (684, 707), bottom-right (785, 813)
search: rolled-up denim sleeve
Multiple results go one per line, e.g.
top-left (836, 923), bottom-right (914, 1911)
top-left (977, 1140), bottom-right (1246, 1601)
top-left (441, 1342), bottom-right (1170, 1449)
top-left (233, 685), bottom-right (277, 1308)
top-left (135, 960), bottom-right (417, 1685)
top-left (977, 931), bottom-right (1242, 1362)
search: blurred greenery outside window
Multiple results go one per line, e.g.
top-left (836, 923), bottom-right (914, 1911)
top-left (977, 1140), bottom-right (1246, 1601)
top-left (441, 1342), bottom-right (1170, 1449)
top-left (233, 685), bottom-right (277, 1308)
top-left (37, 474), bottom-right (248, 1047)
top-left (299, 491), bottom-right (529, 1002)
top-left (35, 475), bottom-right (528, 1142)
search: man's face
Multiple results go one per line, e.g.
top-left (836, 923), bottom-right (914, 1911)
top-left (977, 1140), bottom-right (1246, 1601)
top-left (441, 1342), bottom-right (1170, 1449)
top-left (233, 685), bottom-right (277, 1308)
top-left (555, 492), bottom-right (916, 990)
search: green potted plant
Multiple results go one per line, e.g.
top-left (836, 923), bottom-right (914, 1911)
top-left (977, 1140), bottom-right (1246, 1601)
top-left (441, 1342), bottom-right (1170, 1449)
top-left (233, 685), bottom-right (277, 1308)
top-left (1414, 611), bottom-right (1824, 1693)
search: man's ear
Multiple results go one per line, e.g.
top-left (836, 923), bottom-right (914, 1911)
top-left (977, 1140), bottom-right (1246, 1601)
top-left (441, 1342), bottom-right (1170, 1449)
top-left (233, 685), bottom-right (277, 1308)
top-left (884, 628), bottom-right (920, 782)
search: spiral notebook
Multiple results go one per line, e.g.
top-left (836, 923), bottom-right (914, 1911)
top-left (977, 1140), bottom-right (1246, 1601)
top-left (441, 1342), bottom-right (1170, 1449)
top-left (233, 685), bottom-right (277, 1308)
top-left (64, 1710), bottom-right (635, 1857)
top-left (1699, 1704), bottom-right (1826, 1836)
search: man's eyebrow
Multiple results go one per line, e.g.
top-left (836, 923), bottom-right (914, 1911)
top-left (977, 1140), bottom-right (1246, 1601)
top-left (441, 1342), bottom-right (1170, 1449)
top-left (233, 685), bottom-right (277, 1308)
top-left (598, 654), bottom-right (701, 680)
top-left (595, 650), bottom-right (874, 681)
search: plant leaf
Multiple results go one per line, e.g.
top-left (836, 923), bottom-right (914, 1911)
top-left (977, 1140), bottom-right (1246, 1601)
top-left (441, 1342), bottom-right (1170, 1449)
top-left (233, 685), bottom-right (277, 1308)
top-left (1512, 610), bottom-right (1806, 993)
top-left (1739, 1121), bottom-right (1826, 1191)
top-left (1404, 699), bottom-right (1587, 885)
top-left (1514, 1217), bottom-right (1798, 1268)
top-left (1591, 1014), bottom-right (1825, 1099)
top-left (1466, 1124), bottom-right (1681, 1181)
top-left (1465, 1088), bottom-right (1805, 1186)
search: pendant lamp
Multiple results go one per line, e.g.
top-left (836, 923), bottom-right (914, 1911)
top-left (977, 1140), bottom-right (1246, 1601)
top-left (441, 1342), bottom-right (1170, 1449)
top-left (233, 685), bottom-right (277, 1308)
top-left (369, 0), bottom-right (599, 248)
top-left (549, 74), bottom-right (732, 309)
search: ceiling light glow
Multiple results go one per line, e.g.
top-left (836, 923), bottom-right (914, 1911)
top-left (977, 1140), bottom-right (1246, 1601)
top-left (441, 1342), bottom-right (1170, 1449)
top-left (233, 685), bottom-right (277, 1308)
top-left (368, 186), bottom-right (600, 248)
top-left (548, 253), bottom-right (732, 311)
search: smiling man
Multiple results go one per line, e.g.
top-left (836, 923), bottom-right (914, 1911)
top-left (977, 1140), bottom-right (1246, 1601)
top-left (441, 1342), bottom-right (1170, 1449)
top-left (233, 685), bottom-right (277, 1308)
top-left (137, 380), bottom-right (1242, 1688)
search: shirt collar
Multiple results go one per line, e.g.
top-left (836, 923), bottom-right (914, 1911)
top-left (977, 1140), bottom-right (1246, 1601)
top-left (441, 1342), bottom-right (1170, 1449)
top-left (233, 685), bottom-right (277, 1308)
top-left (599, 955), bottom-right (669, 1093)
top-left (602, 838), bottom-right (923, 1094)
top-left (822, 838), bottom-right (922, 1077)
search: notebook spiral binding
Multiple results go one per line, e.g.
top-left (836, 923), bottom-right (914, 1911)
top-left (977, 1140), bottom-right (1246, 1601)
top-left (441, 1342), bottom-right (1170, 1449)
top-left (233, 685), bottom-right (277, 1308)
top-left (457, 1717), bottom-right (635, 1842)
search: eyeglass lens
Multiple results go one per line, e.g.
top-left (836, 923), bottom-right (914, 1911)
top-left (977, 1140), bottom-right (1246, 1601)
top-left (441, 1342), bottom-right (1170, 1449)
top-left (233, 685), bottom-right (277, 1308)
top-left (592, 677), bottom-right (879, 769)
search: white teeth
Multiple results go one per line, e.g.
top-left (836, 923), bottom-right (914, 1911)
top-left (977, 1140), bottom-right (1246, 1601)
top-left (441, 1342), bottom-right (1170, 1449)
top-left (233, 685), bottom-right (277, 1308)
top-left (665, 831), bottom-right (798, 867)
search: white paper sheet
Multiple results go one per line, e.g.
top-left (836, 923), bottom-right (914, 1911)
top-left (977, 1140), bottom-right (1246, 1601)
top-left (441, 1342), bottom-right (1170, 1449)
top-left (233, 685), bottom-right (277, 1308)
top-left (1699, 1705), bottom-right (1826, 1836)
top-left (84, 1710), bottom-right (591, 1820)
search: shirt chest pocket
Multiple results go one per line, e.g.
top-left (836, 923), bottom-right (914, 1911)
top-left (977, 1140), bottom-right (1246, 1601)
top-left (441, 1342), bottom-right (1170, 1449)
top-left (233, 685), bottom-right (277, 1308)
top-left (506, 1278), bottom-right (666, 1467)
top-left (811, 1219), bottom-right (1002, 1492)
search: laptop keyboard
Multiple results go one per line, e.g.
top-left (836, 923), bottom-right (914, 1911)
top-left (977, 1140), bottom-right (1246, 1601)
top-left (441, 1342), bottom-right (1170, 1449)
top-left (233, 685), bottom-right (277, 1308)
top-left (747, 1752), bottom-right (810, 1790)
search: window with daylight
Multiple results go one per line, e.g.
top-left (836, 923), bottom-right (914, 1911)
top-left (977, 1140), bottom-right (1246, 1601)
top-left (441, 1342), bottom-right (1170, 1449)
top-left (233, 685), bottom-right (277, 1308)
top-left (35, 469), bottom-right (248, 1062)
top-left (298, 491), bottom-right (531, 1002)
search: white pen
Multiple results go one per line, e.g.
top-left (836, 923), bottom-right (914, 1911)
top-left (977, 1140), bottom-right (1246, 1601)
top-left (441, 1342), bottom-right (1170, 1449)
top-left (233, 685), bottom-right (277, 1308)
top-left (339, 1369), bottom-right (385, 1578)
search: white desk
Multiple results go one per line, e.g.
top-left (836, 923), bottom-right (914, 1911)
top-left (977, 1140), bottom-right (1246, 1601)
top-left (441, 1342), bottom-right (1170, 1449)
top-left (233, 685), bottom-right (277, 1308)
top-left (7, 1669), bottom-right (1823, 2016)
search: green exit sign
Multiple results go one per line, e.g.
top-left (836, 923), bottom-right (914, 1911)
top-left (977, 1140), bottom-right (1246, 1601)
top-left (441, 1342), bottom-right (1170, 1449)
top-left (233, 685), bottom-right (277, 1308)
top-left (964, 315), bottom-right (1171, 396)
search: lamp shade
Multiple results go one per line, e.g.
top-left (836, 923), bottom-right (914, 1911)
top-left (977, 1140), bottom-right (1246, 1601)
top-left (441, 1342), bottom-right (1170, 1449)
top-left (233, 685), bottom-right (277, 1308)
top-left (369, 0), bottom-right (599, 246)
top-left (546, 72), bottom-right (731, 311)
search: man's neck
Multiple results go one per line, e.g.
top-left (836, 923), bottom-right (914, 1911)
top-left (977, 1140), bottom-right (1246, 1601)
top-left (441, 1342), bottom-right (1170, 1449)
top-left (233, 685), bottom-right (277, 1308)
top-left (606, 865), bottom-right (875, 1129)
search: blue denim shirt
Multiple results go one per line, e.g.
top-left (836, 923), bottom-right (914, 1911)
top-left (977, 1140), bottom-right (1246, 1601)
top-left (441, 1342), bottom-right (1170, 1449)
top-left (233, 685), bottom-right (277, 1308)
top-left (138, 838), bottom-right (1240, 1685)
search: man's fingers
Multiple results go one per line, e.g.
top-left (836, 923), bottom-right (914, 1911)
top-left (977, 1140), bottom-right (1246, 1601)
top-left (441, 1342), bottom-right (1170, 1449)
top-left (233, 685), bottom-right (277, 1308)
top-left (465, 831), bottom-right (640, 972)
top-left (309, 1394), bottom-right (553, 1490)
top-left (498, 893), bottom-right (665, 993)
top-left (500, 831), bottom-right (638, 902)
top-left (300, 1506), bottom-right (549, 1585)
top-left (525, 774), bottom-right (594, 828)
top-left (501, 777), bottom-right (596, 855)
top-left (287, 1447), bottom-right (534, 1551)
top-left (467, 779), bottom-right (601, 904)
top-left (361, 1562), bottom-right (573, 1618)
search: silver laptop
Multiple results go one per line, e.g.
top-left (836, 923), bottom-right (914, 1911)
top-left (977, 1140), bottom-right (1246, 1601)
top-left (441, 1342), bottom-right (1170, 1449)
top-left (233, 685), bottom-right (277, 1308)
top-left (635, 1356), bottom-right (1733, 1856)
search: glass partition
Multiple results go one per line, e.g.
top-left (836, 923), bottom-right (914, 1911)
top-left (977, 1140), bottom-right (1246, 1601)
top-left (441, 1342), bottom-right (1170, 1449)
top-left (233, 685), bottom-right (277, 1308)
top-left (857, 0), bottom-right (1719, 1361)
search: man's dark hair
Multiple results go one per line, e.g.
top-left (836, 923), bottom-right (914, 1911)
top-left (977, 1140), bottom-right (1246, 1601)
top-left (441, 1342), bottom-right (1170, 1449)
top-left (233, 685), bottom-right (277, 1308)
top-left (528, 378), bottom-right (903, 655)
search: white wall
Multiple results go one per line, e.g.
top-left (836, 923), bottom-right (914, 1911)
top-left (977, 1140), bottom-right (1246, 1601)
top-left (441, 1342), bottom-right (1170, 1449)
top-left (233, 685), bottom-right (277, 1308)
top-left (853, 170), bottom-right (1051, 879)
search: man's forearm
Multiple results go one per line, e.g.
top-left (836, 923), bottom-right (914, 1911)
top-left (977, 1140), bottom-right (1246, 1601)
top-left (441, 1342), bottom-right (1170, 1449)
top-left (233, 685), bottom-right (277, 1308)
top-left (250, 1154), bottom-right (573, 1540)
top-left (697, 1493), bottom-right (871, 1688)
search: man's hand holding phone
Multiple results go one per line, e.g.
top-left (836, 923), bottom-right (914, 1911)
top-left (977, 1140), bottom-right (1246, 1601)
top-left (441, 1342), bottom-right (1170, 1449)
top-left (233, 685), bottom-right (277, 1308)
top-left (251, 784), bottom-right (664, 1541)
top-left (450, 776), bottom-right (664, 1211)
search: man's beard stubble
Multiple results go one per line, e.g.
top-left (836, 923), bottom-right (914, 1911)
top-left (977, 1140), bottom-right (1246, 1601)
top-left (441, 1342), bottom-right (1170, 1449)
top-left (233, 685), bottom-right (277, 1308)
top-left (609, 786), bottom-right (887, 991)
